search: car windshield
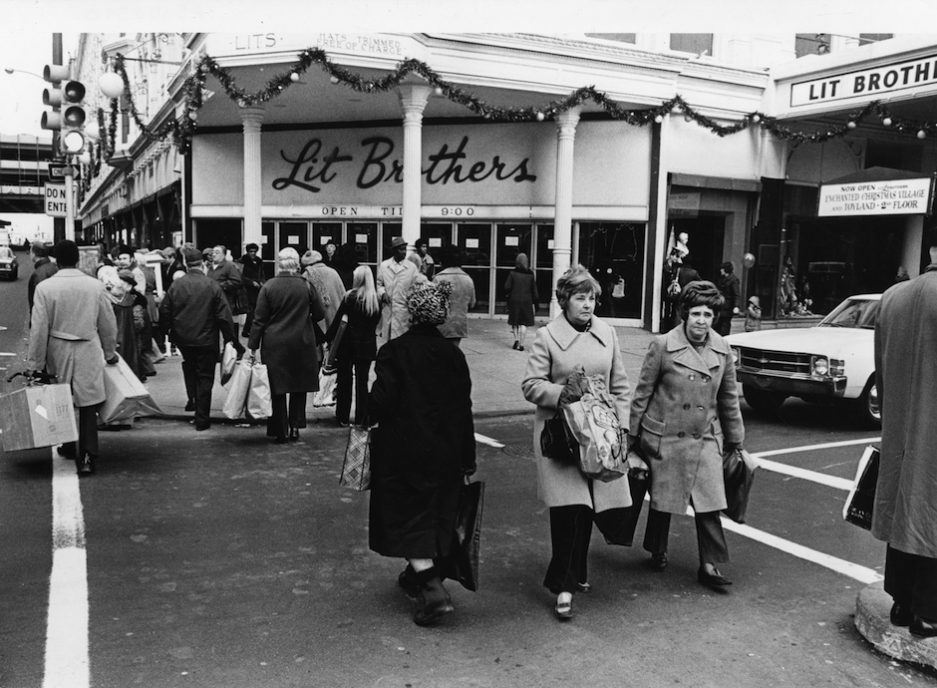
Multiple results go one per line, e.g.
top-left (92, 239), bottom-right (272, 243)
top-left (819, 298), bottom-right (879, 330)
top-left (0, 247), bottom-right (13, 260)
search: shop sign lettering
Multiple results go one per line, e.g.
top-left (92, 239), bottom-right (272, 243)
top-left (817, 178), bottom-right (934, 217)
top-left (791, 54), bottom-right (937, 107)
top-left (272, 135), bottom-right (537, 195)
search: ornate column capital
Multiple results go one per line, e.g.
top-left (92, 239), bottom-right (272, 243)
top-left (398, 84), bottom-right (433, 124)
top-left (555, 106), bottom-right (582, 139)
top-left (239, 105), bottom-right (266, 131)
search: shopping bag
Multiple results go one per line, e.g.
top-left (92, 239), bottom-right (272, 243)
top-left (311, 365), bottom-right (338, 408)
top-left (99, 354), bottom-right (162, 424)
top-left (0, 382), bottom-right (78, 452)
top-left (340, 425), bottom-right (371, 490)
top-left (439, 479), bottom-right (485, 592)
top-left (219, 342), bottom-right (237, 386)
top-left (723, 447), bottom-right (758, 523)
top-left (246, 363), bottom-right (273, 419)
top-left (843, 445), bottom-right (879, 530)
top-left (222, 359), bottom-right (252, 419)
top-left (562, 377), bottom-right (626, 482)
top-left (594, 468), bottom-right (648, 546)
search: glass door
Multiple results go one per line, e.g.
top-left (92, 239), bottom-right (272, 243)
top-left (419, 222), bottom-right (453, 277)
top-left (495, 224), bottom-right (533, 316)
top-left (349, 222), bottom-right (379, 270)
top-left (312, 222), bottom-right (343, 253)
top-left (278, 221), bottom-right (309, 254)
top-left (457, 223), bottom-right (492, 314)
top-left (577, 222), bottom-right (646, 319)
top-left (534, 224), bottom-right (554, 317)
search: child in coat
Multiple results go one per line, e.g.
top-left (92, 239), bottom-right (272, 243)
top-left (744, 295), bottom-right (762, 332)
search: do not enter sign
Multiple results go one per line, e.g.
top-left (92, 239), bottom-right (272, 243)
top-left (44, 184), bottom-right (67, 218)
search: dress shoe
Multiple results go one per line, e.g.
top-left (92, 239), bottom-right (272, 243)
top-left (274, 436), bottom-right (288, 444)
top-left (649, 552), bottom-right (668, 571)
top-left (288, 428), bottom-right (300, 441)
top-left (56, 446), bottom-right (76, 461)
top-left (397, 565), bottom-right (421, 600)
top-left (512, 340), bottom-right (519, 350)
top-left (890, 602), bottom-right (913, 627)
top-left (194, 422), bottom-right (211, 432)
top-left (698, 565), bottom-right (732, 590)
top-left (412, 567), bottom-right (454, 626)
top-left (576, 582), bottom-right (592, 593)
top-left (554, 593), bottom-right (573, 621)
top-left (184, 399), bottom-right (195, 412)
top-left (910, 616), bottom-right (937, 638)
top-left (76, 455), bottom-right (95, 476)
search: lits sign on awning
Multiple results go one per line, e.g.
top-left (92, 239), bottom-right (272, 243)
top-left (791, 54), bottom-right (937, 107)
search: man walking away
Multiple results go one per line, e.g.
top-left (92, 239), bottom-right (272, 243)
top-left (27, 240), bottom-right (119, 475)
top-left (27, 241), bottom-right (58, 315)
top-left (715, 261), bottom-right (740, 336)
top-left (160, 246), bottom-right (242, 431)
top-left (873, 229), bottom-right (937, 638)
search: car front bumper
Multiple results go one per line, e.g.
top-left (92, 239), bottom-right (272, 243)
top-left (737, 368), bottom-right (848, 398)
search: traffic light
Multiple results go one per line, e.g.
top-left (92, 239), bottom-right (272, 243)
top-left (40, 64), bottom-right (86, 156)
top-left (40, 64), bottom-right (68, 133)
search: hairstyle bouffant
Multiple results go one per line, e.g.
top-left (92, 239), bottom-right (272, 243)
top-left (555, 264), bottom-right (601, 310)
top-left (678, 280), bottom-right (725, 321)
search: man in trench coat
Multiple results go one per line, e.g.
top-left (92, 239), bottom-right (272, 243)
top-left (873, 234), bottom-right (937, 638)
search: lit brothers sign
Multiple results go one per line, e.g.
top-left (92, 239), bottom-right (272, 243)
top-left (791, 53), bottom-right (937, 107)
top-left (817, 178), bottom-right (934, 217)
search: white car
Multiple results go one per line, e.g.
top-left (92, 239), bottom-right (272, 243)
top-left (725, 294), bottom-right (881, 427)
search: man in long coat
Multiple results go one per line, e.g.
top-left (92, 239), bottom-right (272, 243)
top-left (376, 236), bottom-right (418, 346)
top-left (27, 240), bottom-right (119, 475)
top-left (873, 234), bottom-right (937, 638)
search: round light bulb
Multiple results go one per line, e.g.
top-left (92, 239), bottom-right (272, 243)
top-left (847, 121), bottom-right (856, 129)
top-left (882, 117), bottom-right (892, 127)
top-left (918, 129), bottom-right (927, 139)
top-left (330, 76), bottom-right (339, 84)
top-left (654, 114), bottom-right (664, 124)
top-left (99, 71), bottom-right (125, 99)
top-left (84, 121), bottom-right (100, 140)
top-left (290, 72), bottom-right (300, 82)
top-left (751, 114), bottom-right (761, 123)
top-left (536, 111), bottom-right (545, 121)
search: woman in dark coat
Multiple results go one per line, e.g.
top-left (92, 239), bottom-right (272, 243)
top-left (248, 247), bottom-right (325, 443)
top-left (325, 265), bottom-right (381, 426)
top-left (504, 252), bottom-right (538, 351)
top-left (369, 281), bottom-right (476, 627)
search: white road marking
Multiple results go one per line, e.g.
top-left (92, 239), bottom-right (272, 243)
top-left (0, 352), bottom-right (17, 356)
top-left (474, 432), bottom-right (504, 448)
top-left (43, 453), bottom-right (90, 688)
top-left (753, 458), bottom-right (854, 491)
top-left (753, 437), bottom-right (880, 459)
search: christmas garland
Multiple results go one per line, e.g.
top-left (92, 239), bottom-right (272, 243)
top-left (91, 46), bottom-right (935, 175)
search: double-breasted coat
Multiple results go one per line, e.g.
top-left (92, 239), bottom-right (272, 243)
top-left (628, 324), bottom-right (744, 515)
top-left (368, 323), bottom-right (476, 558)
top-left (247, 274), bottom-right (325, 395)
top-left (873, 267), bottom-right (937, 558)
top-left (521, 314), bottom-right (633, 512)
top-left (375, 256), bottom-right (419, 342)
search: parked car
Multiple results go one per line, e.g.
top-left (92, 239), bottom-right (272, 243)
top-left (0, 246), bottom-right (18, 280)
top-left (725, 294), bottom-right (881, 427)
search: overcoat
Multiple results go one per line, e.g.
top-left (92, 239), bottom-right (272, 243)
top-left (247, 274), bottom-right (325, 395)
top-left (433, 267), bottom-right (477, 339)
top-left (368, 323), bottom-right (476, 558)
top-left (303, 262), bottom-right (346, 331)
top-left (873, 267), bottom-right (937, 557)
top-left (375, 256), bottom-right (419, 341)
top-left (505, 269), bottom-right (538, 326)
top-left (521, 314), bottom-right (632, 512)
top-left (27, 268), bottom-right (118, 407)
top-left (628, 324), bottom-right (744, 515)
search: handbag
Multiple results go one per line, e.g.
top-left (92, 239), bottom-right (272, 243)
top-left (340, 425), bottom-right (371, 490)
top-left (540, 411), bottom-right (579, 465)
top-left (594, 463), bottom-right (648, 546)
top-left (843, 445), bottom-right (879, 530)
top-left (439, 478), bottom-right (485, 592)
top-left (722, 447), bottom-right (757, 523)
top-left (246, 362), bottom-right (273, 419)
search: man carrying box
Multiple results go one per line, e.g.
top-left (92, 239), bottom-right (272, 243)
top-left (27, 240), bottom-right (119, 476)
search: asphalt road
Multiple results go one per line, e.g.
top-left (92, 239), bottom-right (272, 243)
top-left (1, 252), bottom-right (934, 688)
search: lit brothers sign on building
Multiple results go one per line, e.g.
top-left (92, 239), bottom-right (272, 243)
top-left (791, 53), bottom-right (937, 106)
top-left (818, 177), bottom-right (935, 217)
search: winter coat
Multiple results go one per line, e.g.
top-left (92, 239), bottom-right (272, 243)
top-left (873, 266), bottom-right (937, 557)
top-left (368, 323), bottom-right (476, 558)
top-left (208, 260), bottom-right (243, 314)
top-left (434, 267), bottom-right (477, 339)
top-left (521, 314), bottom-right (633, 512)
top-left (27, 269), bottom-right (118, 407)
top-left (628, 324), bottom-right (744, 515)
top-left (303, 262), bottom-right (347, 332)
top-left (505, 269), bottom-right (538, 326)
top-left (160, 268), bottom-right (236, 348)
top-left (326, 292), bottom-right (381, 363)
top-left (376, 256), bottom-right (419, 342)
top-left (247, 274), bottom-right (325, 395)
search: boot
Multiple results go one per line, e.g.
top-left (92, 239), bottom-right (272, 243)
top-left (77, 454), bottom-right (95, 476)
top-left (412, 566), bottom-right (453, 626)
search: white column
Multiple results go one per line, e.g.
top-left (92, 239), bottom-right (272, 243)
top-left (240, 105), bottom-right (265, 250)
top-left (550, 107), bottom-right (581, 318)
top-left (398, 84), bottom-right (432, 245)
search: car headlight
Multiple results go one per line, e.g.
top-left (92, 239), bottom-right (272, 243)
top-left (731, 347), bottom-right (740, 365)
top-left (811, 355), bottom-right (829, 377)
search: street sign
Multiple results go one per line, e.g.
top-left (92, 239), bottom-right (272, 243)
top-left (44, 184), bottom-right (67, 218)
top-left (47, 163), bottom-right (78, 180)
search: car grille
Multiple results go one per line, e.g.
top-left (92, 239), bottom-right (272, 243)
top-left (737, 347), bottom-right (812, 375)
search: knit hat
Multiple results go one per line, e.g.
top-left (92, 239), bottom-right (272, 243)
top-left (748, 295), bottom-right (760, 306)
top-left (406, 281), bottom-right (452, 325)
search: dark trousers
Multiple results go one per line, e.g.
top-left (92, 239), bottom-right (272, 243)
top-left (544, 505), bottom-right (593, 594)
top-left (267, 393), bottom-right (307, 439)
top-left (336, 358), bottom-right (372, 426)
top-left (179, 345), bottom-right (218, 429)
top-left (643, 507), bottom-right (729, 565)
top-left (242, 286), bottom-right (260, 337)
top-left (885, 545), bottom-right (937, 620)
top-left (62, 402), bottom-right (103, 460)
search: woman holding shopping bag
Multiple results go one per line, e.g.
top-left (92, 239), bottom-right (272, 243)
top-left (247, 247), bottom-right (325, 443)
top-left (521, 264), bottom-right (633, 621)
top-left (628, 280), bottom-right (745, 591)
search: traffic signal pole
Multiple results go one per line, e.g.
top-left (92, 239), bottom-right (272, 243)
top-left (52, 33), bottom-right (64, 244)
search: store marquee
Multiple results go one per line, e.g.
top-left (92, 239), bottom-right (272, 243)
top-left (791, 53), bottom-right (937, 107)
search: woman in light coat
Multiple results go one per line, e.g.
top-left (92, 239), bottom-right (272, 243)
top-left (522, 265), bottom-right (632, 621)
top-left (629, 280), bottom-right (744, 591)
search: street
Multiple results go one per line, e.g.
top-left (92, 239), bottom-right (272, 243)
top-left (0, 251), bottom-right (933, 688)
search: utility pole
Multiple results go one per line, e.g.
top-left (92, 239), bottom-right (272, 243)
top-left (52, 33), bottom-right (65, 244)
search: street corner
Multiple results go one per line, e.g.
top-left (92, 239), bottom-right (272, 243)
top-left (855, 580), bottom-right (937, 671)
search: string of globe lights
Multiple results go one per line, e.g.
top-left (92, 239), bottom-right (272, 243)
top-left (91, 46), bottom-right (936, 165)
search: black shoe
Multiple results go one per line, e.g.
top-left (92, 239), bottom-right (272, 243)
top-left (398, 565), bottom-right (421, 600)
top-left (512, 340), bottom-right (519, 350)
top-left (57, 445), bottom-right (76, 461)
top-left (77, 455), bottom-right (95, 476)
top-left (412, 567), bottom-right (454, 627)
top-left (910, 616), bottom-right (937, 638)
top-left (194, 422), bottom-right (211, 431)
top-left (273, 435), bottom-right (288, 444)
top-left (698, 565), bottom-right (732, 590)
top-left (184, 400), bottom-right (195, 412)
top-left (576, 582), bottom-right (592, 593)
top-left (289, 428), bottom-right (299, 441)
top-left (649, 552), bottom-right (668, 571)
top-left (890, 602), bottom-right (914, 627)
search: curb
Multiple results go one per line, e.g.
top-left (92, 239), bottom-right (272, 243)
top-left (855, 580), bottom-right (937, 670)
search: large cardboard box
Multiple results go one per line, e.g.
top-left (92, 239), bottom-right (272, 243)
top-left (0, 383), bottom-right (79, 452)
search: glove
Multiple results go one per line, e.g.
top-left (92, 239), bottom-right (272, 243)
top-left (106, 355), bottom-right (119, 365)
top-left (724, 442), bottom-right (743, 456)
top-left (558, 367), bottom-right (588, 407)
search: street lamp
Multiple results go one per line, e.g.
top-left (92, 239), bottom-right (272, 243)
top-left (3, 67), bottom-right (44, 79)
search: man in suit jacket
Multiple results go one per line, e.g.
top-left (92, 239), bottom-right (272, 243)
top-left (27, 240), bottom-right (119, 475)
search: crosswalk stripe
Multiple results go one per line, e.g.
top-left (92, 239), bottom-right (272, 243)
top-left (474, 432), bottom-right (505, 448)
top-left (753, 458), bottom-right (854, 491)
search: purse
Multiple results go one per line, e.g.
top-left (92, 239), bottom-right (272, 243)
top-left (723, 447), bottom-right (757, 523)
top-left (540, 411), bottom-right (579, 465)
top-left (340, 425), bottom-right (372, 491)
top-left (438, 478), bottom-right (485, 592)
top-left (843, 445), bottom-right (879, 530)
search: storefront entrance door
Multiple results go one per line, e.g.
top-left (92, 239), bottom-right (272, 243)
top-left (457, 223), bottom-right (492, 314)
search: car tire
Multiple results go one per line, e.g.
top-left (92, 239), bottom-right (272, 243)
top-left (743, 385), bottom-right (786, 415)
top-left (853, 376), bottom-right (881, 429)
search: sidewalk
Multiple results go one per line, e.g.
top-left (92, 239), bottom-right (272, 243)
top-left (142, 317), bottom-right (656, 423)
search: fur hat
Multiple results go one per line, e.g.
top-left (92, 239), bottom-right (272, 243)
top-left (301, 249), bottom-right (323, 266)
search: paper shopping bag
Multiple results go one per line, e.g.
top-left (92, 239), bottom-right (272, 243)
top-left (340, 425), bottom-right (371, 490)
top-left (222, 359), bottom-right (252, 419)
top-left (0, 383), bottom-right (78, 452)
top-left (312, 367), bottom-right (337, 408)
top-left (219, 342), bottom-right (237, 387)
top-left (439, 479), bottom-right (485, 592)
top-left (843, 445), bottom-right (879, 530)
top-left (246, 363), bottom-right (273, 419)
top-left (99, 354), bottom-right (162, 424)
